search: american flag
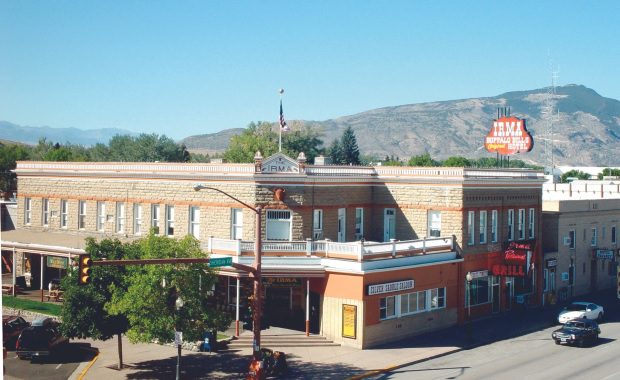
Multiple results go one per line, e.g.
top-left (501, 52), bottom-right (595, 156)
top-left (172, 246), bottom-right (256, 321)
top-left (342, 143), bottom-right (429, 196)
top-left (280, 100), bottom-right (289, 132)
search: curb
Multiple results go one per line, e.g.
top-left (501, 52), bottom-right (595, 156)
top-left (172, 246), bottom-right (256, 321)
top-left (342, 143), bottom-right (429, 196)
top-left (69, 346), bottom-right (99, 380)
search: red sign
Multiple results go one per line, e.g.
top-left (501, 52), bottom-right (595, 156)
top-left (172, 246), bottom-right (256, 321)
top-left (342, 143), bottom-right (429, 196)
top-left (484, 116), bottom-right (533, 155)
top-left (491, 264), bottom-right (526, 277)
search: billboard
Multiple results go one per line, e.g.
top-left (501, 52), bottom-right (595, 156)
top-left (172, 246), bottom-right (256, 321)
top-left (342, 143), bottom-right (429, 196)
top-left (484, 116), bottom-right (533, 155)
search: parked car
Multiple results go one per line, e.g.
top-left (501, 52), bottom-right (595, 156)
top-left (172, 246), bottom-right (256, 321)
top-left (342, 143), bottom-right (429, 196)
top-left (15, 317), bottom-right (68, 360)
top-left (557, 302), bottom-right (604, 324)
top-left (552, 318), bottom-right (600, 347)
top-left (3, 315), bottom-right (31, 349)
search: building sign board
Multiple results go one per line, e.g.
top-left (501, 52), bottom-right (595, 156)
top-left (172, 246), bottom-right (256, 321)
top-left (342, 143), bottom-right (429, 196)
top-left (342, 304), bottom-right (357, 339)
top-left (546, 259), bottom-right (557, 268)
top-left (209, 257), bottom-right (233, 267)
top-left (262, 277), bottom-right (302, 287)
top-left (469, 270), bottom-right (488, 279)
top-left (484, 116), bottom-right (533, 155)
top-left (491, 264), bottom-right (526, 277)
top-left (261, 153), bottom-right (299, 174)
top-left (596, 249), bottom-right (614, 260)
top-left (367, 279), bottom-right (414, 296)
top-left (46, 256), bottom-right (68, 269)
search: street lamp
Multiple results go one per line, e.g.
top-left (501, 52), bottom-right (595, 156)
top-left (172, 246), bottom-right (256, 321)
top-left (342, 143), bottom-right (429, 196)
top-left (193, 184), bottom-right (263, 363)
top-left (175, 295), bottom-right (184, 380)
top-left (465, 272), bottom-right (473, 343)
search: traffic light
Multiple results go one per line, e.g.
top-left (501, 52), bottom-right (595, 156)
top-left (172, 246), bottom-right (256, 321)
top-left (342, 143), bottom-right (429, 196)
top-left (78, 254), bottom-right (92, 285)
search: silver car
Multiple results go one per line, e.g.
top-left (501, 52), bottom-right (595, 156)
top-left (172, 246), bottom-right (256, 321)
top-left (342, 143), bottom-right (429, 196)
top-left (557, 302), bottom-right (604, 324)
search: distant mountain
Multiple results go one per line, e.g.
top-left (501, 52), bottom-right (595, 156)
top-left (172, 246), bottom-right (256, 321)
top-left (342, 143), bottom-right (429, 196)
top-left (0, 121), bottom-right (136, 146)
top-left (180, 128), bottom-right (245, 155)
top-left (183, 84), bottom-right (620, 167)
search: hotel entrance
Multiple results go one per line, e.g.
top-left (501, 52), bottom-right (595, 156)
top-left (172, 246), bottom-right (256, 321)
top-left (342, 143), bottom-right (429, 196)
top-left (263, 277), bottom-right (304, 330)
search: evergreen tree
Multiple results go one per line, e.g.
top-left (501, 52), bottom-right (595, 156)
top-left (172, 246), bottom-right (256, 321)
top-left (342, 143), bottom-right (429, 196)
top-left (340, 126), bottom-right (360, 165)
top-left (328, 138), bottom-right (344, 164)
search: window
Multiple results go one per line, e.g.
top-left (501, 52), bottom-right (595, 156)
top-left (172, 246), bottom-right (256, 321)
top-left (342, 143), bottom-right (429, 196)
top-left (528, 208), bottom-right (535, 239)
top-left (401, 290), bottom-right (426, 315)
top-left (78, 200), bottom-right (86, 230)
top-left (151, 204), bottom-right (161, 234)
top-left (116, 202), bottom-right (125, 233)
top-left (568, 230), bottom-right (576, 249)
top-left (591, 227), bottom-right (597, 246)
top-left (467, 211), bottom-right (475, 245)
top-left (491, 210), bottom-right (498, 243)
top-left (507, 209), bottom-right (515, 241)
top-left (42, 198), bottom-right (49, 226)
top-left (133, 203), bottom-right (143, 235)
top-left (518, 209), bottom-right (525, 240)
top-left (430, 288), bottom-right (446, 310)
top-left (313, 209), bottom-right (323, 240)
top-left (379, 296), bottom-right (396, 320)
top-left (468, 276), bottom-right (489, 306)
top-left (165, 205), bottom-right (175, 236)
top-left (231, 208), bottom-right (243, 240)
top-left (428, 211), bottom-right (441, 237)
top-left (60, 199), bottom-right (68, 228)
top-left (612, 225), bottom-right (617, 245)
top-left (189, 206), bottom-right (200, 238)
top-left (543, 268), bottom-right (549, 292)
top-left (227, 277), bottom-right (238, 306)
top-left (479, 211), bottom-right (487, 244)
top-left (24, 197), bottom-right (32, 225)
top-left (355, 208), bottom-right (364, 240)
top-left (97, 202), bottom-right (106, 232)
top-left (266, 209), bottom-right (292, 241)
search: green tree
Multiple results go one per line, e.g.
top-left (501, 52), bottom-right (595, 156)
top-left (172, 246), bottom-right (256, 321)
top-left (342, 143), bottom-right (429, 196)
top-left (443, 156), bottom-right (471, 167)
top-left (598, 168), bottom-right (620, 179)
top-left (0, 142), bottom-right (30, 192)
top-left (328, 138), bottom-right (344, 165)
top-left (340, 126), bottom-right (361, 165)
top-left (282, 126), bottom-right (325, 164)
top-left (107, 233), bottom-right (231, 345)
top-left (60, 238), bottom-right (131, 370)
top-left (561, 169), bottom-right (591, 183)
top-left (407, 153), bottom-right (439, 167)
top-left (223, 122), bottom-right (279, 163)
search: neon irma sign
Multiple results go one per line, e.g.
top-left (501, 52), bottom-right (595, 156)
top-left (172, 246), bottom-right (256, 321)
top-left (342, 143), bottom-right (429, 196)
top-left (484, 116), bottom-right (533, 155)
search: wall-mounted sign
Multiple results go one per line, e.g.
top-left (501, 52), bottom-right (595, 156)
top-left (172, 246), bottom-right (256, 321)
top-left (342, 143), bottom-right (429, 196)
top-left (469, 270), bottom-right (488, 279)
top-left (46, 256), bottom-right (68, 269)
top-left (261, 153), bottom-right (299, 174)
top-left (546, 259), bottom-right (557, 268)
top-left (484, 116), bottom-right (533, 155)
top-left (262, 277), bottom-right (302, 287)
top-left (367, 279), bottom-right (414, 296)
top-left (342, 304), bottom-right (357, 339)
top-left (596, 249), bottom-right (614, 260)
top-left (491, 264), bottom-right (526, 277)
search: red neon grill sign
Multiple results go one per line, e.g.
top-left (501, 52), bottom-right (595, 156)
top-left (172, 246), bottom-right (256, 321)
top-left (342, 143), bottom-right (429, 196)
top-left (484, 116), bottom-right (533, 155)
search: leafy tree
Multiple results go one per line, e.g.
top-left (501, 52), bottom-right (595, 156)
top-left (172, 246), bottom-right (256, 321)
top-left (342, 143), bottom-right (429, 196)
top-left (328, 138), bottom-right (344, 165)
top-left (282, 126), bottom-right (325, 164)
top-left (340, 126), bottom-right (361, 165)
top-left (561, 169), bottom-right (591, 183)
top-left (42, 145), bottom-right (74, 161)
top-left (107, 233), bottom-right (231, 345)
top-left (382, 155), bottom-right (403, 166)
top-left (443, 156), bottom-right (471, 167)
top-left (60, 238), bottom-right (131, 369)
top-left (408, 153), bottom-right (439, 167)
top-left (223, 122), bottom-right (279, 163)
top-left (0, 142), bottom-right (30, 192)
top-left (598, 168), bottom-right (620, 179)
top-left (107, 134), bottom-right (188, 162)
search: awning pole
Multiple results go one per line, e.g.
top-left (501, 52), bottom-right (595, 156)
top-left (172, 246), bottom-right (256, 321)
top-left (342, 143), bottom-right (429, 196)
top-left (306, 279), bottom-right (310, 336)
top-left (235, 278), bottom-right (240, 336)
top-left (12, 248), bottom-right (16, 296)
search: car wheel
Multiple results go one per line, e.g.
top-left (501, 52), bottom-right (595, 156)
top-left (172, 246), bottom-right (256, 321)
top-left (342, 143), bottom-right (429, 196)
top-left (554, 340), bottom-right (560, 345)
top-left (578, 339), bottom-right (585, 348)
top-left (597, 313), bottom-right (603, 323)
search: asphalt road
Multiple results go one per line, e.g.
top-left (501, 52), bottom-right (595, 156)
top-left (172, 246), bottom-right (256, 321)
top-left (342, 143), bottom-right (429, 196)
top-left (4, 342), bottom-right (95, 380)
top-left (372, 316), bottom-right (620, 380)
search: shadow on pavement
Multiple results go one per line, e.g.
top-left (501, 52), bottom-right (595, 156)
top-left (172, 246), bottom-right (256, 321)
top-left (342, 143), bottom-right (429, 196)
top-left (29, 343), bottom-right (96, 365)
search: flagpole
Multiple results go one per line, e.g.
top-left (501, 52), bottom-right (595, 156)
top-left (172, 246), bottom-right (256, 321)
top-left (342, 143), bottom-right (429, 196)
top-left (279, 89), bottom-right (284, 152)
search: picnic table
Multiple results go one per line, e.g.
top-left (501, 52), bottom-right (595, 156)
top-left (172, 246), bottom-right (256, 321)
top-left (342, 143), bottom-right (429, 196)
top-left (47, 289), bottom-right (64, 302)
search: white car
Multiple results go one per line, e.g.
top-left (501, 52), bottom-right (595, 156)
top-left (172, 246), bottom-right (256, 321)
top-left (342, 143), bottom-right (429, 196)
top-left (557, 302), bottom-right (604, 324)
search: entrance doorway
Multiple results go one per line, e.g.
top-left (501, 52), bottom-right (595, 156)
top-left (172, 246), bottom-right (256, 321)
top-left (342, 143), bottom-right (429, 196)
top-left (492, 276), bottom-right (500, 313)
top-left (505, 278), bottom-right (513, 311)
top-left (310, 291), bottom-right (320, 334)
top-left (263, 281), bottom-right (304, 331)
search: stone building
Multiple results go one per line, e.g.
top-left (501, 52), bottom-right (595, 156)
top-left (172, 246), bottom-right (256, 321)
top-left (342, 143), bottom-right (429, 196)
top-left (2, 153), bottom-right (545, 348)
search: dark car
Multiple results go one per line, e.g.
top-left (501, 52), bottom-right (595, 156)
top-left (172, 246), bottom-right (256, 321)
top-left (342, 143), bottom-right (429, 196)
top-left (552, 318), bottom-right (600, 347)
top-left (15, 317), bottom-right (68, 360)
top-left (3, 315), bottom-right (31, 349)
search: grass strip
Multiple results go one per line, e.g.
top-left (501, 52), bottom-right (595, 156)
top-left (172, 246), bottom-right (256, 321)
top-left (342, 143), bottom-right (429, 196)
top-left (2, 295), bottom-right (61, 316)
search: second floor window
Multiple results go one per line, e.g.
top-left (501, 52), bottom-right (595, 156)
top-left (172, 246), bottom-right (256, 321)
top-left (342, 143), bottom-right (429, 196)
top-left (60, 199), bottom-right (68, 228)
top-left (313, 209), bottom-right (323, 240)
top-left (491, 210), bottom-right (498, 243)
top-left (151, 204), bottom-right (160, 234)
top-left (97, 202), bottom-right (106, 232)
top-left (24, 197), bottom-right (32, 225)
top-left (189, 206), bottom-right (200, 239)
top-left (467, 211), bottom-right (475, 245)
top-left (528, 208), bottom-right (535, 239)
top-left (612, 225), bottom-right (617, 245)
top-left (507, 209), bottom-right (515, 241)
top-left (479, 210), bottom-right (487, 244)
top-left (134, 203), bottom-right (143, 235)
top-left (355, 208), bottom-right (364, 240)
top-left (428, 211), bottom-right (441, 237)
top-left (42, 198), bottom-right (49, 226)
top-left (116, 202), bottom-right (125, 233)
top-left (518, 209), bottom-right (525, 240)
top-left (165, 205), bottom-right (175, 236)
top-left (568, 230), bottom-right (576, 249)
top-left (78, 200), bottom-right (87, 230)
top-left (591, 227), bottom-right (597, 247)
top-left (231, 208), bottom-right (243, 240)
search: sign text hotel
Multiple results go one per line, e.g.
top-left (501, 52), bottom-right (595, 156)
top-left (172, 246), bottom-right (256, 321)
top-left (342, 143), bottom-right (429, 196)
top-left (367, 279), bottom-right (414, 296)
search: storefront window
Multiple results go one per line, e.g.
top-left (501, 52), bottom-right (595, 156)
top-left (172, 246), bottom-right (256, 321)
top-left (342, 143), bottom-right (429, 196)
top-left (430, 288), bottom-right (445, 309)
top-left (469, 276), bottom-right (489, 306)
top-left (400, 291), bottom-right (425, 315)
top-left (380, 296), bottom-right (396, 320)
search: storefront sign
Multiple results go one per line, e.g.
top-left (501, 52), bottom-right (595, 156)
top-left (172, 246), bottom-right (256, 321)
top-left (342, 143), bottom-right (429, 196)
top-left (46, 256), bottom-right (68, 269)
top-left (342, 304), bottom-right (357, 339)
top-left (491, 264), bottom-right (526, 277)
top-left (469, 270), bottom-right (488, 279)
top-left (484, 116), bottom-right (533, 155)
top-left (596, 250), bottom-right (614, 260)
top-left (546, 259), bottom-right (557, 268)
top-left (504, 241), bottom-right (533, 264)
top-left (367, 279), bottom-right (414, 296)
top-left (262, 277), bottom-right (302, 287)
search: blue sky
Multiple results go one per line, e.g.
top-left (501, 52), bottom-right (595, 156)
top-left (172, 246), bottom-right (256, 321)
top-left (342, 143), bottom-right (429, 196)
top-left (1, 1), bottom-right (618, 140)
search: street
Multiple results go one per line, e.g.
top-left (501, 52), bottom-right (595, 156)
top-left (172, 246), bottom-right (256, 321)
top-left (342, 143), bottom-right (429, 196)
top-left (4, 342), bottom-right (95, 380)
top-left (371, 311), bottom-right (620, 379)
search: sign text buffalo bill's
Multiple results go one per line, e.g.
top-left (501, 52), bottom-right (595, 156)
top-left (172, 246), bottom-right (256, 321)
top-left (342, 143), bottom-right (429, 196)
top-left (484, 116), bottom-right (533, 155)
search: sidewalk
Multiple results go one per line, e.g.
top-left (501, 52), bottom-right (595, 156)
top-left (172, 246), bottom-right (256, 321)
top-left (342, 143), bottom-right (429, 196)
top-left (75, 289), bottom-right (616, 379)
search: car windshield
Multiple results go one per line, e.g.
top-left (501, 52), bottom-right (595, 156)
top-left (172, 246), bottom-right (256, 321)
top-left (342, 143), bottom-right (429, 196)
top-left (566, 304), bottom-right (587, 311)
top-left (565, 321), bottom-right (586, 329)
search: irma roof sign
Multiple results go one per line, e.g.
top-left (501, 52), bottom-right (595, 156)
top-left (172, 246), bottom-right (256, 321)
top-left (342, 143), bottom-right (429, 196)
top-left (484, 116), bottom-right (533, 155)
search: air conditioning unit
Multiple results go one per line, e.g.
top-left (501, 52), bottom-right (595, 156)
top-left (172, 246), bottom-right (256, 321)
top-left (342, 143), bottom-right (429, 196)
top-left (563, 236), bottom-right (572, 246)
top-left (313, 231), bottom-right (323, 240)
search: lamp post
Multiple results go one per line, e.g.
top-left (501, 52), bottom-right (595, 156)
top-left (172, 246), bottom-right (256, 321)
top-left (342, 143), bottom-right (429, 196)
top-left (193, 184), bottom-right (263, 362)
top-left (465, 272), bottom-right (472, 343)
top-left (175, 295), bottom-right (184, 380)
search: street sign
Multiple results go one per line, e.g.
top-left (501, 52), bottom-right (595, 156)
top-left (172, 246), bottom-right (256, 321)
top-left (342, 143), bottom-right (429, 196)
top-left (209, 257), bottom-right (232, 268)
top-left (174, 331), bottom-right (183, 347)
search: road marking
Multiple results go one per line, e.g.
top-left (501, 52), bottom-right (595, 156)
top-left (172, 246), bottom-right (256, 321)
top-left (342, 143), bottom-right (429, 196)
top-left (55, 363), bottom-right (62, 370)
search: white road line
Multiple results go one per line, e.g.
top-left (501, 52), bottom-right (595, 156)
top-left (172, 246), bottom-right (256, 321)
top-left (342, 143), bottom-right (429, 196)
top-left (55, 363), bottom-right (62, 370)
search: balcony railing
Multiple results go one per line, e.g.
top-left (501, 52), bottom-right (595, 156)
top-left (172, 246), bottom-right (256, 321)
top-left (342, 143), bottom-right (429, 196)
top-left (206, 235), bottom-right (455, 262)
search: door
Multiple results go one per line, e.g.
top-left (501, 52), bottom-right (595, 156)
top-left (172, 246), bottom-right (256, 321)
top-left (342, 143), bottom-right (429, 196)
top-left (338, 208), bottom-right (346, 242)
top-left (505, 278), bottom-right (513, 311)
top-left (383, 208), bottom-right (396, 242)
top-left (310, 291), bottom-right (321, 334)
top-left (492, 276), bottom-right (500, 313)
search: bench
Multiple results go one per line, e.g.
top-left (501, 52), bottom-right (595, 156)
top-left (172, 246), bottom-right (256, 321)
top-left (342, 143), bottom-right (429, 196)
top-left (2, 284), bottom-right (22, 295)
top-left (47, 289), bottom-right (64, 302)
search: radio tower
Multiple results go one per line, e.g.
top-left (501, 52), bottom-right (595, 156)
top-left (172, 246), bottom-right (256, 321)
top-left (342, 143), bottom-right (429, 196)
top-left (541, 60), bottom-right (560, 180)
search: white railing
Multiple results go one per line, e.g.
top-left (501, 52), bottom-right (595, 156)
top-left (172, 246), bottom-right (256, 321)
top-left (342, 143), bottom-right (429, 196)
top-left (208, 236), bottom-right (454, 261)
